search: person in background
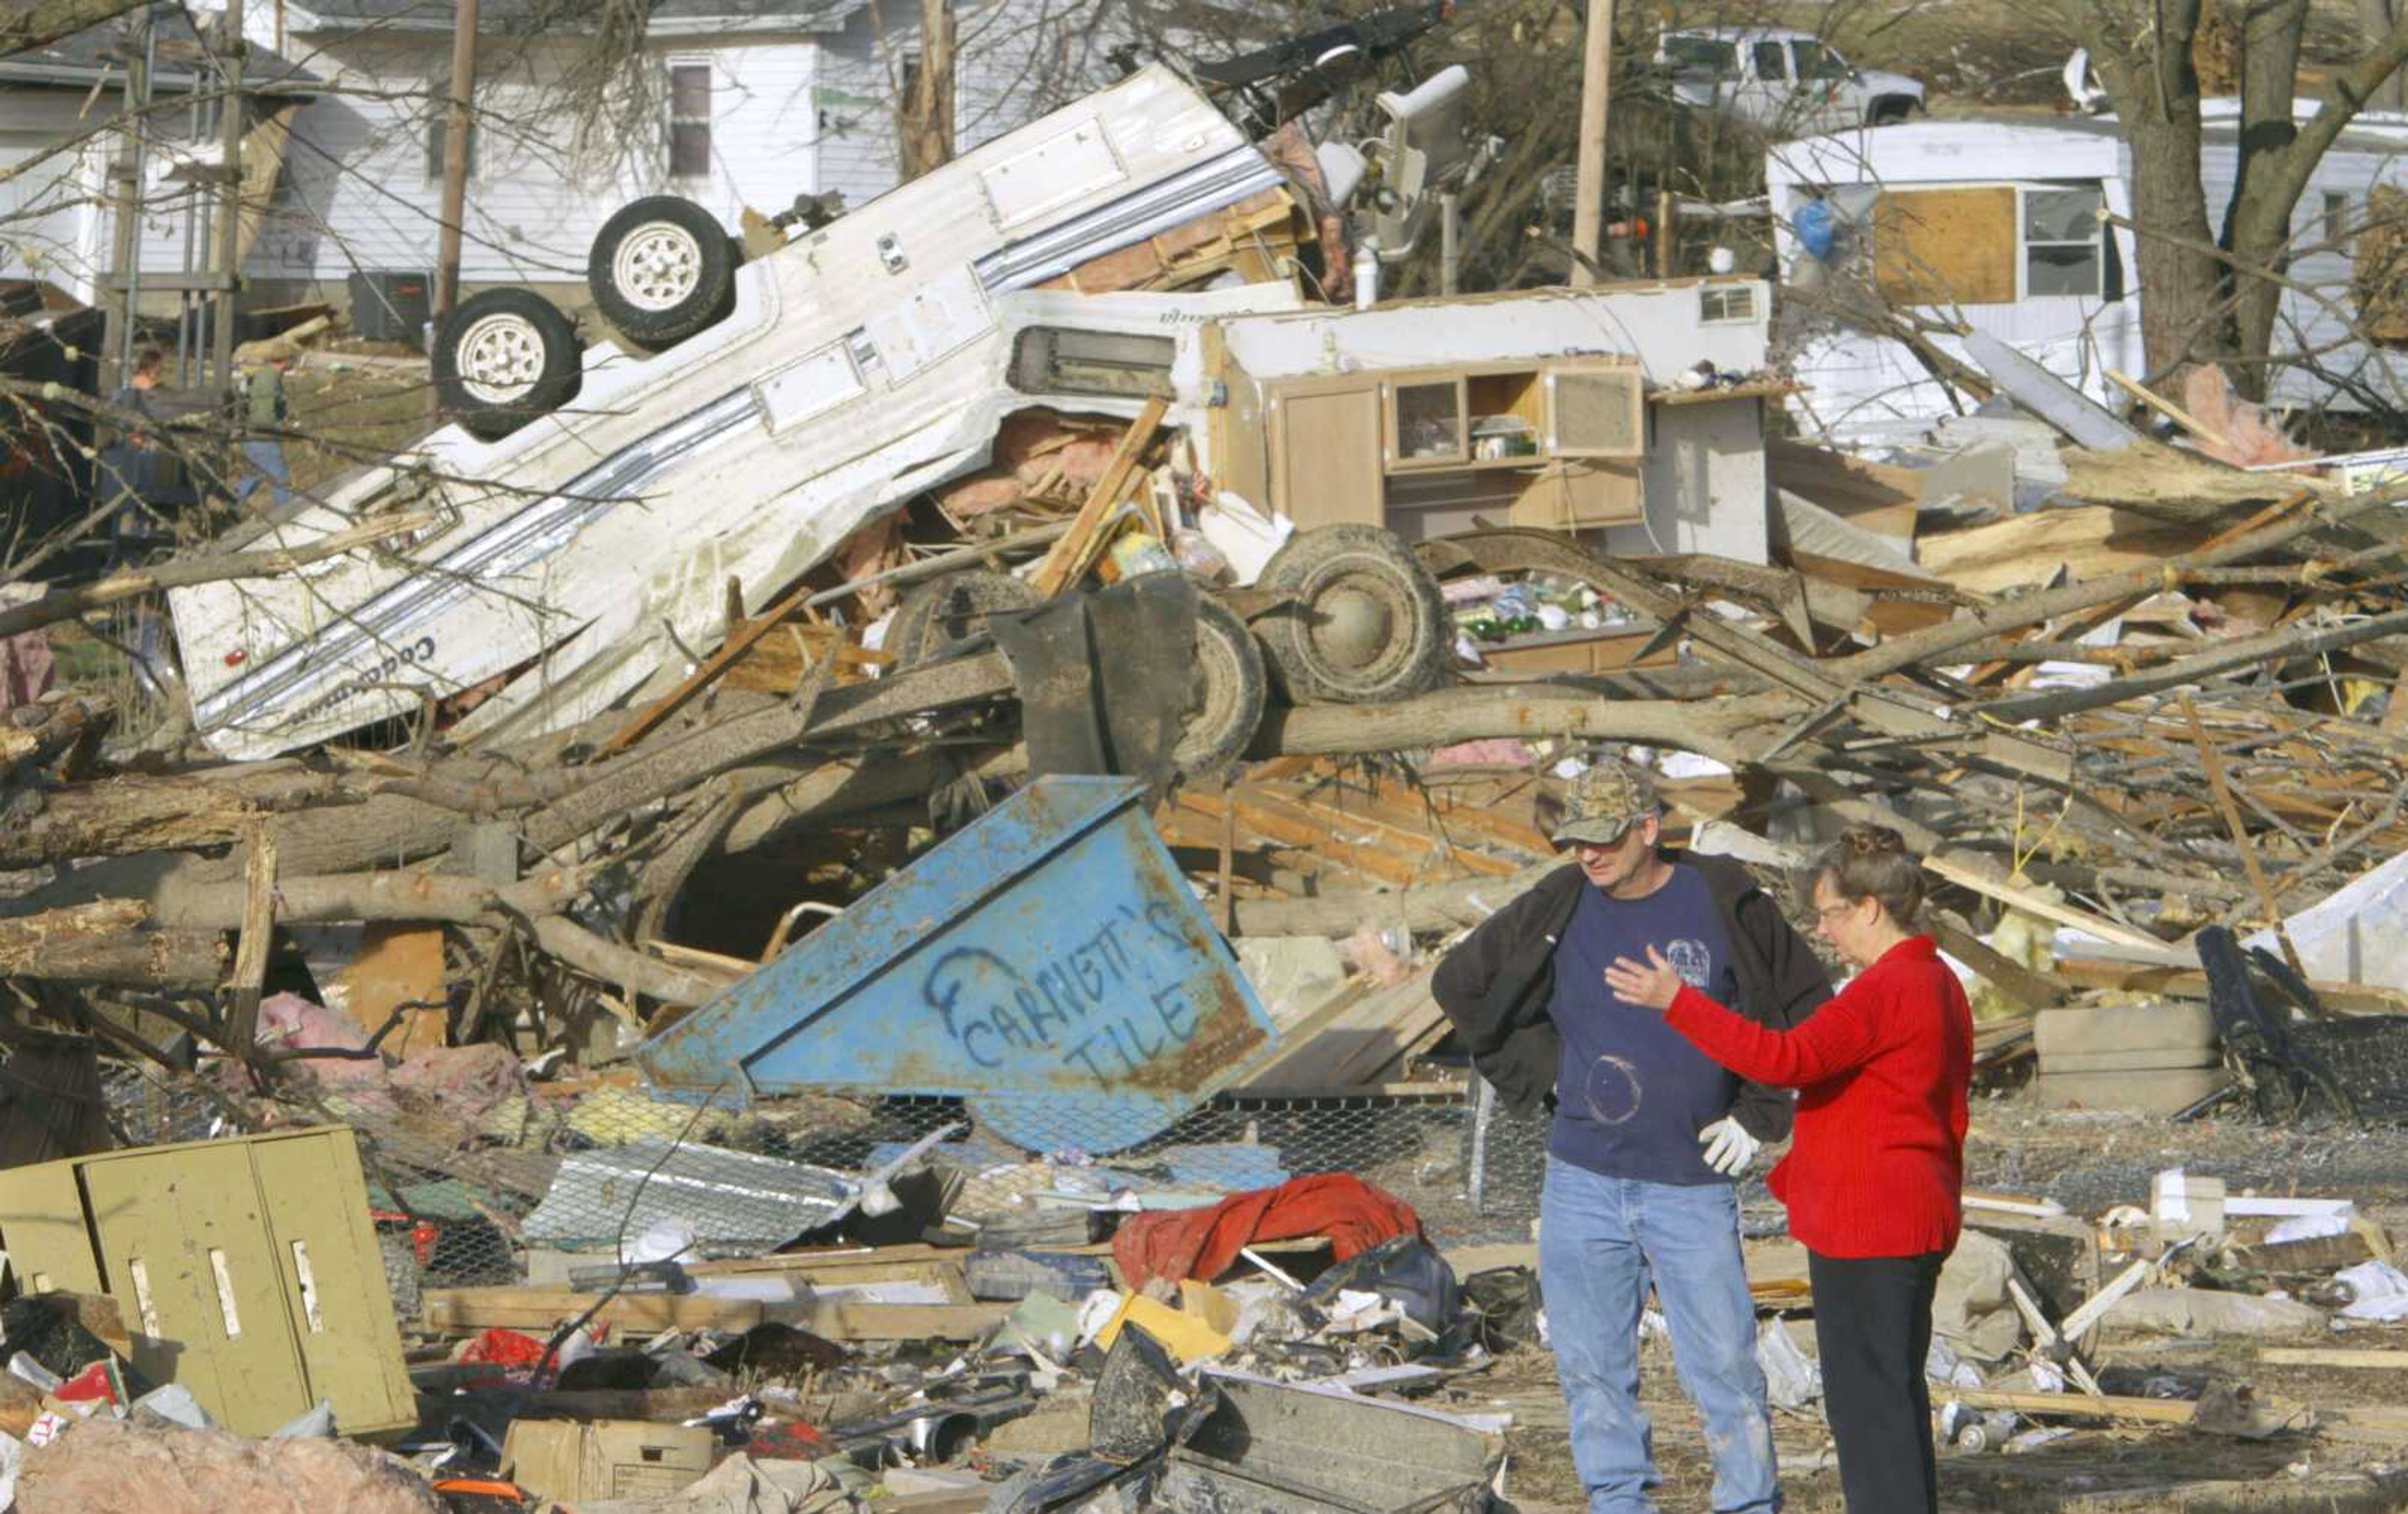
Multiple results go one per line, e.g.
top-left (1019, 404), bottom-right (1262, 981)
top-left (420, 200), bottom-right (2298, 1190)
top-left (1604, 823), bottom-right (1974, 1514)
top-left (236, 345), bottom-right (297, 511)
top-left (1434, 763), bottom-right (1832, 1514)
top-left (99, 347), bottom-right (172, 556)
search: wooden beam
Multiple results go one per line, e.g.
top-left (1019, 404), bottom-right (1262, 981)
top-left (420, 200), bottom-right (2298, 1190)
top-left (2180, 692), bottom-right (2308, 978)
top-left (1922, 853), bottom-right (2166, 951)
top-left (226, 829), bottom-right (278, 1052)
top-left (598, 576), bottom-right (830, 756)
top-left (1027, 394), bottom-right (1168, 598)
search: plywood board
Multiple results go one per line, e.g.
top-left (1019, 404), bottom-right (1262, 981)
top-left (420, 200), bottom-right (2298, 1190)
top-left (344, 923), bottom-right (448, 1055)
top-left (1876, 187), bottom-right (2018, 306)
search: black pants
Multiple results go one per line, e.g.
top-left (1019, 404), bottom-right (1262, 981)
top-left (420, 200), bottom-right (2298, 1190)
top-left (1809, 1248), bottom-right (1946, 1514)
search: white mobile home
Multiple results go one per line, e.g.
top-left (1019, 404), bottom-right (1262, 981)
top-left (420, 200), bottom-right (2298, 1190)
top-left (1765, 107), bottom-right (2408, 440)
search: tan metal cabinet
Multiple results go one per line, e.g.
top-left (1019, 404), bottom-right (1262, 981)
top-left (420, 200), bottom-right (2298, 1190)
top-left (0, 1126), bottom-right (415, 1437)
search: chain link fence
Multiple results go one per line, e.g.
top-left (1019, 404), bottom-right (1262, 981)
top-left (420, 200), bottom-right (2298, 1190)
top-left (97, 1062), bottom-right (1563, 1310)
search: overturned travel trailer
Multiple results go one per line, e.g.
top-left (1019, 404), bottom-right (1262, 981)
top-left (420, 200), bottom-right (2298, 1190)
top-left (169, 51), bottom-right (1482, 763)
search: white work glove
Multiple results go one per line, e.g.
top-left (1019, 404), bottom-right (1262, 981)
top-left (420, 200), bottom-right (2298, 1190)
top-left (1698, 1116), bottom-right (1761, 1177)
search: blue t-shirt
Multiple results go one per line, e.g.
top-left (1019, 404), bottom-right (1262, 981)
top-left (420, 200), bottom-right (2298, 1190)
top-left (1546, 864), bottom-right (1742, 1185)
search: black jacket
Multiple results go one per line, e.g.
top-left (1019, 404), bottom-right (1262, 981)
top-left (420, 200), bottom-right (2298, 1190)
top-left (1432, 853), bottom-right (1833, 1142)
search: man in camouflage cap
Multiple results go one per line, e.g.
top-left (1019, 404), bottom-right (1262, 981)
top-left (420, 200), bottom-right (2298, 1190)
top-left (1435, 757), bottom-right (1832, 1514)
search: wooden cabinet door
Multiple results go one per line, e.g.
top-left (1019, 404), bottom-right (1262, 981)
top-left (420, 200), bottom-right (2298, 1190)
top-left (1268, 378), bottom-right (1385, 529)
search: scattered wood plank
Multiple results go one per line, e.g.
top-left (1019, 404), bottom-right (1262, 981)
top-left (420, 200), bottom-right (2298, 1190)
top-left (2258, 1348), bottom-right (2408, 1369)
top-left (1028, 394), bottom-right (1168, 598)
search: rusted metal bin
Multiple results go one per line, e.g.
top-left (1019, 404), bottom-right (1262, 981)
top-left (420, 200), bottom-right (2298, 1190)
top-left (638, 776), bottom-right (1275, 1153)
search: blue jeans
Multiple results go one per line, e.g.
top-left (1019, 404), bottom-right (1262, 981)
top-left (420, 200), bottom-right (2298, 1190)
top-left (1539, 1157), bottom-right (1780, 1514)
top-left (237, 438), bottom-right (290, 510)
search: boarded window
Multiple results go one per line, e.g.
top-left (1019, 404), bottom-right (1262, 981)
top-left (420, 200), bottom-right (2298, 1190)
top-left (1873, 186), bottom-right (2016, 305)
top-left (2024, 186), bottom-right (2103, 297)
top-left (669, 63), bottom-right (711, 177)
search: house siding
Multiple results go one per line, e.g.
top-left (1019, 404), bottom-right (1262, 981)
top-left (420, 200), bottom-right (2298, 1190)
top-left (0, 88), bottom-right (109, 302)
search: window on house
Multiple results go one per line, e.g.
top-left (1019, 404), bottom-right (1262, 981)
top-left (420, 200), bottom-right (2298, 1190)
top-left (669, 62), bottom-right (711, 178)
top-left (1751, 41), bottom-right (1790, 80)
top-left (2325, 191), bottom-right (2350, 249)
top-left (2024, 185), bottom-right (2104, 296)
top-left (1700, 285), bottom-right (1756, 322)
top-left (424, 93), bottom-right (478, 180)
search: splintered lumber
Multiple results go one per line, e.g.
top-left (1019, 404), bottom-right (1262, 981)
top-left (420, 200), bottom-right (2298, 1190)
top-left (1028, 394), bottom-right (1168, 597)
top-left (1921, 854), bottom-right (2166, 952)
top-left (420, 1284), bottom-right (1008, 1341)
top-left (1945, 1389), bottom-right (2197, 1425)
top-left (598, 576), bottom-right (830, 756)
top-left (225, 829), bottom-right (278, 1050)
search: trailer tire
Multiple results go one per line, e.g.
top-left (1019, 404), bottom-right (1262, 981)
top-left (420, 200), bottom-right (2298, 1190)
top-left (1254, 524), bottom-right (1450, 704)
top-left (433, 287), bottom-right (584, 442)
top-left (588, 195), bottom-right (739, 349)
top-left (885, 569), bottom-right (1042, 666)
top-left (1174, 595), bottom-right (1267, 778)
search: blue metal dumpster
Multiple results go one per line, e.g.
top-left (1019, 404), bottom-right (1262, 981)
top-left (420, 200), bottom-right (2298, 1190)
top-left (638, 776), bottom-right (1277, 1154)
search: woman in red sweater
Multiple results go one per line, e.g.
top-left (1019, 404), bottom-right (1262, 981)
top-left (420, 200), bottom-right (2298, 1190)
top-left (1604, 823), bottom-right (1972, 1514)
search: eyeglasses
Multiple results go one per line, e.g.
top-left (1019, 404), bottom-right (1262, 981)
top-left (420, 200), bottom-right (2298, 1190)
top-left (1815, 899), bottom-right (1862, 921)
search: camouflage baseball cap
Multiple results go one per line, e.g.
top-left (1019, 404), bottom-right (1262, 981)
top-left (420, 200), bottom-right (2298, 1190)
top-left (1552, 763), bottom-right (1660, 846)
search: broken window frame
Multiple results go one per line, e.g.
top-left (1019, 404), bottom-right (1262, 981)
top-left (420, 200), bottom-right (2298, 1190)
top-left (1700, 285), bottom-right (1757, 324)
top-left (2020, 183), bottom-right (2106, 300)
top-left (1006, 327), bottom-right (1176, 398)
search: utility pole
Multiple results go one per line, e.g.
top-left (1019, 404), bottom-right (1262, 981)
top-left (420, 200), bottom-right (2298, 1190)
top-left (433, 0), bottom-right (478, 319)
top-left (1570, 0), bottom-right (1613, 288)
top-left (100, 8), bottom-right (150, 391)
top-left (210, 0), bottom-right (243, 394)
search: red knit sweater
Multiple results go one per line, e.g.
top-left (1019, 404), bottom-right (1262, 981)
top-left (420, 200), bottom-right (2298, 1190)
top-left (1666, 935), bottom-right (1973, 1259)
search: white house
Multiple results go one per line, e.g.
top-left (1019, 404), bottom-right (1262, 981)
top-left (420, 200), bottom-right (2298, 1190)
top-left (0, 6), bottom-right (317, 307)
top-left (1765, 105), bottom-right (2408, 440)
top-left (242, 0), bottom-right (1131, 312)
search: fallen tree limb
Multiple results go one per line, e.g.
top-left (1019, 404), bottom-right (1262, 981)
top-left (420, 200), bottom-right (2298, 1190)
top-left (1983, 605), bottom-right (2408, 724)
top-left (0, 512), bottom-right (436, 640)
top-left (0, 900), bottom-right (224, 988)
top-left (1253, 688), bottom-right (1783, 766)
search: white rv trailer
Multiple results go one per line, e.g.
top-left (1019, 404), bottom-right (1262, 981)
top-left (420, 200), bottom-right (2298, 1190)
top-left (170, 66), bottom-right (1309, 761)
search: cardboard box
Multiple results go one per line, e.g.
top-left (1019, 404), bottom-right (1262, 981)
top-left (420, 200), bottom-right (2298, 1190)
top-left (502, 1418), bottom-right (717, 1502)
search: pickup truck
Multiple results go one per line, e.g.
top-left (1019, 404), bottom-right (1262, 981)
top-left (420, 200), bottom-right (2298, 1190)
top-left (1656, 26), bottom-right (1925, 135)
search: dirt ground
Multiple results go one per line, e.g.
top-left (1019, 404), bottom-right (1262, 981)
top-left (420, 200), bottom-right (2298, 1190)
top-left (1458, 1099), bottom-right (2408, 1513)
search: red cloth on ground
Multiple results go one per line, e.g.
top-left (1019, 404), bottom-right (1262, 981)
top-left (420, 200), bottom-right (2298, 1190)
top-left (1112, 1173), bottom-right (1422, 1288)
top-left (1666, 934), bottom-right (1973, 1259)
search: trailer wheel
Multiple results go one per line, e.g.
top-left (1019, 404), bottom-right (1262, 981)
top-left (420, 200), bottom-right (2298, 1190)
top-left (885, 569), bottom-right (1042, 666)
top-left (433, 287), bottom-right (584, 442)
top-left (1254, 524), bottom-right (1450, 704)
top-left (588, 195), bottom-right (739, 349)
top-left (1174, 595), bottom-right (1267, 777)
